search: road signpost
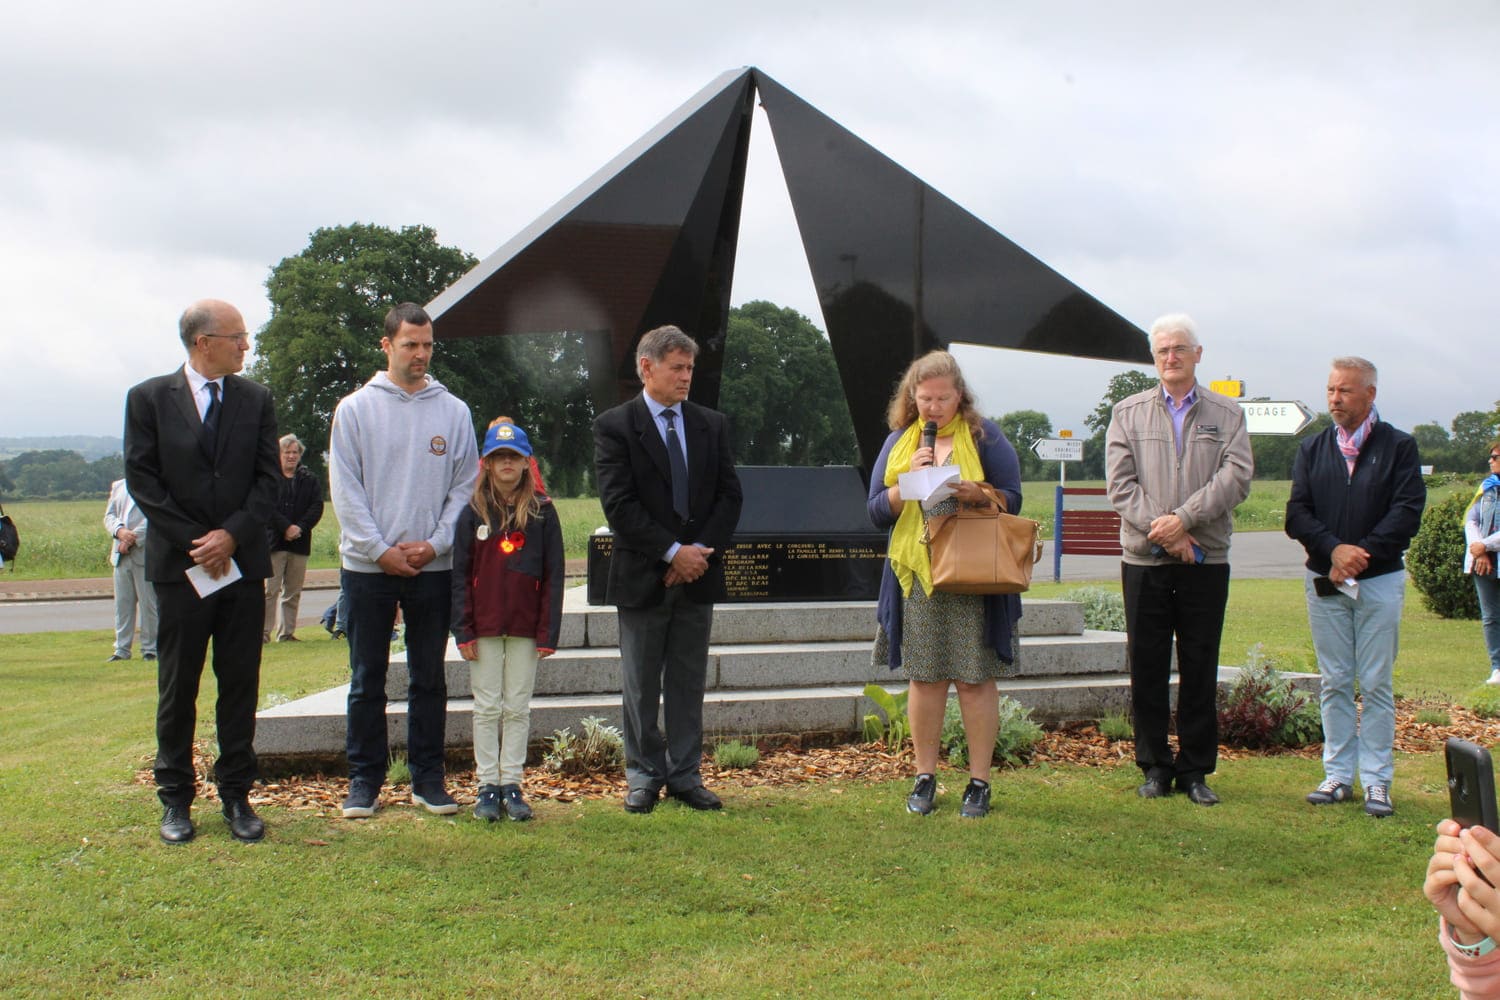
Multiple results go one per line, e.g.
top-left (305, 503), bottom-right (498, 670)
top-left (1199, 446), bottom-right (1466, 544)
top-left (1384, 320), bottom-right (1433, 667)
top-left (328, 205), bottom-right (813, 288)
top-left (1032, 437), bottom-right (1084, 486)
top-left (1238, 400), bottom-right (1315, 436)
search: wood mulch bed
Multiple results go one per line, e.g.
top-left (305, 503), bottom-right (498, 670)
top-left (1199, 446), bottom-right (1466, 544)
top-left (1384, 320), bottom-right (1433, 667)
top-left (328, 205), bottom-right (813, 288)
top-left (136, 698), bottom-right (1500, 815)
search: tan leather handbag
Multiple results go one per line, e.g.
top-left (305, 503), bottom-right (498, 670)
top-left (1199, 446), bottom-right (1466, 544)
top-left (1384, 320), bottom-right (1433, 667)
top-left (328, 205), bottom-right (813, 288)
top-left (922, 483), bottom-right (1043, 594)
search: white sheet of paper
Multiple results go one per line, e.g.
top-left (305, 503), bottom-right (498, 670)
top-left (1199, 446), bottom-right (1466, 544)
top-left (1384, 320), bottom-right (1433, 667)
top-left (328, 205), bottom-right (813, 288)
top-left (898, 466), bottom-right (961, 511)
top-left (186, 558), bottom-right (242, 598)
top-left (1336, 578), bottom-right (1359, 600)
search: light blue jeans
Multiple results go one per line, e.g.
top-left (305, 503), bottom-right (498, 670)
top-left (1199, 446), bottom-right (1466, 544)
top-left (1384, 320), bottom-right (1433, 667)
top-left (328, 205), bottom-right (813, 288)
top-left (1305, 569), bottom-right (1404, 788)
top-left (1475, 573), bottom-right (1500, 676)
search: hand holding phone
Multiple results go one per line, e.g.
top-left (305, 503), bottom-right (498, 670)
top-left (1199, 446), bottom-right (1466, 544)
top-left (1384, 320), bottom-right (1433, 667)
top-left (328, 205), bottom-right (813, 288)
top-left (1447, 738), bottom-right (1499, 834)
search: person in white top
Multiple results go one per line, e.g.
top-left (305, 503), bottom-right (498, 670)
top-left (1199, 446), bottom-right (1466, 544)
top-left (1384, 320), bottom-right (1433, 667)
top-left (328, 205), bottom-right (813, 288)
top-left (104, 478), bottom-right (158, 662)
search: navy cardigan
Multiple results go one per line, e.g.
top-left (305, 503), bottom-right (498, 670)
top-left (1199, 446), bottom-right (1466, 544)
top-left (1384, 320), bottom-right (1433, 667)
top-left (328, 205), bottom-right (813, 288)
top-left (866, 418), bottom-right (1024, 670)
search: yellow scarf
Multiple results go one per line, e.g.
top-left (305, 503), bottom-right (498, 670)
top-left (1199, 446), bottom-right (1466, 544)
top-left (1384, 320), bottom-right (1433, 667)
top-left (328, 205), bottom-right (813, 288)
top-left (883, 417), bottom-right (985, 596)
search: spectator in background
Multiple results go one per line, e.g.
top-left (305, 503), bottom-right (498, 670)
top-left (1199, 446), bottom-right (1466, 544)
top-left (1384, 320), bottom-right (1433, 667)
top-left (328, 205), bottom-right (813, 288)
top-left (263, 433), bottom-right (323, 643)
top-left (1464, 442), bottom-right (1500, 686)
top-left (104, 477), bottom-right (158, 663)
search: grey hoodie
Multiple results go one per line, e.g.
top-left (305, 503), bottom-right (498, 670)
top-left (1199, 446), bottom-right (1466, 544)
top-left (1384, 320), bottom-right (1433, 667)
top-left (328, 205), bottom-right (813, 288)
top-left (329, 371), bottom-right (479, 574)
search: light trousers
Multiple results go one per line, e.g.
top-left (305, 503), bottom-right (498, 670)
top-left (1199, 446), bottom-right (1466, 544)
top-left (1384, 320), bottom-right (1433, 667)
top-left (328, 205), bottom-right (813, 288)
top-left (263, 550), bottom-right (309, 640)
top-left (112, 546), bottom-right (157, 657)
top-left (1305, 569), bottom-right (1404, 788)
top-left (471, 635), bottom-right (539, 786)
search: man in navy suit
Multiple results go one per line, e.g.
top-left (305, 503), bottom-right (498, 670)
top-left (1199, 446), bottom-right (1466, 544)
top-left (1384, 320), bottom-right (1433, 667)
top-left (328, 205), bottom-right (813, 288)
top-left (592, 325), bottom-right (742, 813)
top-left (124, 299), bottom-right (279, 844)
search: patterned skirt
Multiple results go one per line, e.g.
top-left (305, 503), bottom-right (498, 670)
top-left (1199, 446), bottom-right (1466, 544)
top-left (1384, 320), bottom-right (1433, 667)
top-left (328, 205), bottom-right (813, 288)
top-left (873, 583), bottom-right (1019, 683)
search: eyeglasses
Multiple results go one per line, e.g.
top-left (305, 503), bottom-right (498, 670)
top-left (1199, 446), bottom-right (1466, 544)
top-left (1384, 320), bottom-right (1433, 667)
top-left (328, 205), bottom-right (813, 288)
top-left (1153, 345), bottom-right (1195, 358)
top-left (201, 333), bottom-right (250, 345)
top-left (1489, 453), bottom-right (1500, 460)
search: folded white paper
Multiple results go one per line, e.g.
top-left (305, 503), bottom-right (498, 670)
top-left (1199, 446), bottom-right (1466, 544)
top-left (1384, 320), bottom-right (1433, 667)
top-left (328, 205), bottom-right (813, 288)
top-left (1336, 577), bottom-right (1359, 600)
top-left (186, 558), bottom-right (242, 598)
top-left (898, 466), bottom-right (961, 511)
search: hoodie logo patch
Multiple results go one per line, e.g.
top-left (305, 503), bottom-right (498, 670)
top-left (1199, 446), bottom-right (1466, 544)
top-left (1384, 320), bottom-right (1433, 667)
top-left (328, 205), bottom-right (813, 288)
top-left (429, 436), bottom-right (448, 456)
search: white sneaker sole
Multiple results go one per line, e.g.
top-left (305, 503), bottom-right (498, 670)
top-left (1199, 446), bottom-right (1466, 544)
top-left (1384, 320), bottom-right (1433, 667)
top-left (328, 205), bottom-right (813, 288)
top-left (341, 802), bottom-right (376, 819)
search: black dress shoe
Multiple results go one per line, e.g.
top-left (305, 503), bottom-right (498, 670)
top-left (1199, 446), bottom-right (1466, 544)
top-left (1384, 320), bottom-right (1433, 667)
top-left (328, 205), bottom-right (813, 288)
top-left (1184, 781), bottom-right (1220, 806)
top-left (160, 804), bottom-right (195, 844)
top-left (222, 798), bottom-right (266, 842)
top-left (1137, 777), bottom-right (1172, 799)
top-left (668, 785), bottom-right (723, 811)
top-left (624, 787), bottom-right (659, 814)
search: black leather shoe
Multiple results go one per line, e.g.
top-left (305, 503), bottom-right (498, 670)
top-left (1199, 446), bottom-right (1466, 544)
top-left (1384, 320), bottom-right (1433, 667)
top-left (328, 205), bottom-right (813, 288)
top-left (669, 785), bottom-right (723, 811)
top-left (1184, 781), bottom-right (1220, 807)
top-left (160, 804), bottom-right (194, 844)
top-left (1137, 777), bottom-right (1172, 799)
top-left (222, 798), bottom-right (266, 842)
top-left (624, 787), bottom-right (659, 814)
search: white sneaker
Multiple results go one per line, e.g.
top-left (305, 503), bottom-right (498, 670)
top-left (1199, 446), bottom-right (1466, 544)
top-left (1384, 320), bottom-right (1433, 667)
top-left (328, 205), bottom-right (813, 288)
top-left (1486, 669), bottom-right (1500, 686)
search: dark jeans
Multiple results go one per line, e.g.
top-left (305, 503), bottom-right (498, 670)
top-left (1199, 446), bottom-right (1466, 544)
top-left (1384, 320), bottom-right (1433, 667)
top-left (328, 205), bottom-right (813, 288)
top-left (617, 587), bottom-right (713, 794)
top-left (343, 569), bottom-right (451, 788)
top-left (153, 577), bottom-right (265, 806)
top-left (1121, 561), bottom-right (1231, 786)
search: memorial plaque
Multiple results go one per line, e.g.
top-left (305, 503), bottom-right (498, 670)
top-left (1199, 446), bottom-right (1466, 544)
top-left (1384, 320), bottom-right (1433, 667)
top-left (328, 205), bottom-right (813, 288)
top-left (586, 532), bottom-right (887, 605)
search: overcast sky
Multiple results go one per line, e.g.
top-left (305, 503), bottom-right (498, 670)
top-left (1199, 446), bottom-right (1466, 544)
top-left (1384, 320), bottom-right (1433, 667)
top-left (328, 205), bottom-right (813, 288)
top-left (3, 2), bottom-right (1496, 447)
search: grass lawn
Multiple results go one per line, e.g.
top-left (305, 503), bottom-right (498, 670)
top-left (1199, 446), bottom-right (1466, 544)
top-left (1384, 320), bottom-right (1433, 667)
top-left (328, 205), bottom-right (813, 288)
top-left (0, 581), bottom-right (1485, 997)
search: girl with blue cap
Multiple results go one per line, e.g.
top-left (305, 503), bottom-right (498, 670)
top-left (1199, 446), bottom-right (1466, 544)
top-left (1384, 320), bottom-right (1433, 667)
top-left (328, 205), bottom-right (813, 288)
top-left (450, 416), bottom-right (565, 821)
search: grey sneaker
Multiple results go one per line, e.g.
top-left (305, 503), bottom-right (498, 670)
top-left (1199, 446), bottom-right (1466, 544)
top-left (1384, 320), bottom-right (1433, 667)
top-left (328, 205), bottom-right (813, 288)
top-left (473, 784), bottom-right (502, 823)
top-left (1364, 784), bottom-right (1394, 818)
top-left (412, 782), bottom-right (459, 815)
top-left (500, 784), bottom-right (533, 822)
top-left (341, 781), bottom-right (379, 819)
top-left (906, 773), bottom-right (937, 815)
top-left (1306, 779), bottom-right (1354, 805)
top-left (959, 778), bottom-right (991, 819)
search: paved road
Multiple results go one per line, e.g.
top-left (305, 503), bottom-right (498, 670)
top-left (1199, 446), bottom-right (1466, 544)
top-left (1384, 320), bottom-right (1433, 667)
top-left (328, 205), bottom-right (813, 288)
top-left (0, 533), bottom-right (1310, 636)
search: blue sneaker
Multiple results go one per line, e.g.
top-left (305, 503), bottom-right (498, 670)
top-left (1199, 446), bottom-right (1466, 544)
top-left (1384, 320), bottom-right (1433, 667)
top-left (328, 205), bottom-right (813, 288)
top-left (411, 782), bottom-right (458, 815)
top-left (473, 784), bottom-right (502, 823)
top-left (341, 781), bottom-right (379, 819)
top-left (500, 784), bottom-right (532, 822)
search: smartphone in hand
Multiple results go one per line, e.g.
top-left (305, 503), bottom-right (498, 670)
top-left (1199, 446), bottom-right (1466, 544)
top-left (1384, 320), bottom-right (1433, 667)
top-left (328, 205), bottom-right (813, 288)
top-left (1447, 737), bottom-right (1499, 834)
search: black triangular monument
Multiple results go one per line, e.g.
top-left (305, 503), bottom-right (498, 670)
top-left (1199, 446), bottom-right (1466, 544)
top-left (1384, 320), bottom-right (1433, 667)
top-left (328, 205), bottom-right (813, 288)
top-left (428, 67), bottom-right (1150, 471)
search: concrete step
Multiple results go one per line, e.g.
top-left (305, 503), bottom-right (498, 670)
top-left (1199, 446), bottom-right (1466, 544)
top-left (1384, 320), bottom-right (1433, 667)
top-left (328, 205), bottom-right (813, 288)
top-left (384, 630), bottom-right (1128, 701)
top-left (258, 665), bottom-right (1320, 760)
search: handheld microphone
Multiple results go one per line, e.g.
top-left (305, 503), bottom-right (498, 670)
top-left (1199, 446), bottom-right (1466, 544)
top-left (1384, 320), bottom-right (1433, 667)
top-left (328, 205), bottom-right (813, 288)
top-left (921, 421), bottom-right (937, 456)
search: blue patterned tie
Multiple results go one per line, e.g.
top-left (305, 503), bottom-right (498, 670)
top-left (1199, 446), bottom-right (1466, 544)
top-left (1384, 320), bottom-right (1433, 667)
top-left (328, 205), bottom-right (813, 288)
top-left (663, 409), bottom-right (688, 520)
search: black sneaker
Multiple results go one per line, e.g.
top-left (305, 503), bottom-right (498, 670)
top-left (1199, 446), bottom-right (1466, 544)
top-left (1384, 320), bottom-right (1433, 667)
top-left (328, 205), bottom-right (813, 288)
top-left (906, 773), bottom-right (937, 815)
top-left (1306, 779), bottom-right (1354, 805)
top-left (412, 782), bottom-right (459, 815)
top-left (500, 784), bottom-right (533, 822)
top-left (341, 781), bottom-right (379, 819)
top-left (473, 784), bottom-right (502, 823)
top-left (959, 778), bottom-right (992, 819)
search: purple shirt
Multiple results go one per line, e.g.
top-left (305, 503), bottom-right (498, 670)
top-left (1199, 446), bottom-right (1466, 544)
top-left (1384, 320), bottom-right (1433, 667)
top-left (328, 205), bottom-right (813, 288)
top-left (1162, 383), bottom-right (1198, 456)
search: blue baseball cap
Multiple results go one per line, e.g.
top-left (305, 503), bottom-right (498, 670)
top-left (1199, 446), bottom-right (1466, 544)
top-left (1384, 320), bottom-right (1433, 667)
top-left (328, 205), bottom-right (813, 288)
top-left (481, 421), bottom-right (533, 459)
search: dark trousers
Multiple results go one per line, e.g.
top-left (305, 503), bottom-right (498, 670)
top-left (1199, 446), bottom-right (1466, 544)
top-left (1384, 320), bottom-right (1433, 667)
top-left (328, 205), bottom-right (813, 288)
top-left (1121, 561), bottom-right (1230, 785)
top-left (343, 569), bottom-right (451, 788)
top-left (152, 577), bottom-right (265, 806)
top-left (617, 587), bottom-right (713, 793)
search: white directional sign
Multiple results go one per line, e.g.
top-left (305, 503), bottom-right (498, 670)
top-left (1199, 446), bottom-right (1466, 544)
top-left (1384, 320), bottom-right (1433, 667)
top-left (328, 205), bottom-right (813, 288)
top-left (1239, 400), bottom-right (1316, 436)
top-left (1032, 437), bottom-right (1084, 462)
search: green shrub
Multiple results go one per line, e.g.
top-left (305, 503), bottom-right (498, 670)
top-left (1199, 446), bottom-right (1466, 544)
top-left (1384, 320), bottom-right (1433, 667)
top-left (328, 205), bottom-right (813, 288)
top-left (713, 740), bottom-right (760, 769)
top-left (1414, 707), bottom-right (1452, 727)
top-left (544, 716), bottom-right (625, 774)
top-left (861, 684), bottom-right (910, 748)
top-left (941, 695), bottom-right (1044, 769)
top-left (1409, 490), bottom-right (1481, 619)
top-left (1466, 686), bottom-right (1500, 720)
top-left (1062, 586), bottom-right (1126, 632)
top-left (1217, 644), bottom-right (1323, 749)
top-left (1098, 712), bottom-right (1134, 741)
top-left (387, 754), bottom-right (411, 785)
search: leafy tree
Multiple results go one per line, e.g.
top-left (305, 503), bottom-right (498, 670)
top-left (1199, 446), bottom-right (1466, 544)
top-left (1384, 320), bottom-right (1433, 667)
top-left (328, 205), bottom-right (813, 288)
top-left (997, 409), bottom-right (1053, 479)
top-left (0, 449), bottom-right (120, 498)
top-left (1078, 369), bottom-right (1156, 478)
top-left (719, 301), bottom-right (858, 466)
top-left (1452, 410), bottom-right (1498, 465)
top-left (248, 224), bottom-right (481, 483)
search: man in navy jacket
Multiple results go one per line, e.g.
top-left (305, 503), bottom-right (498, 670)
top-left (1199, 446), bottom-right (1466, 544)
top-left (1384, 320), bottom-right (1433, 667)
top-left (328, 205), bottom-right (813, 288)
top-left (1286, 356), bottom-right (1424, 818)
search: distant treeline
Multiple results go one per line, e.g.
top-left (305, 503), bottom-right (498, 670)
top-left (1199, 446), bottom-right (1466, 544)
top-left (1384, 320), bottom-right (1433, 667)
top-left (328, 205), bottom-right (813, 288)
top-left (1, 449), bottom-right (122, 500)
top-left (0, 435), bottom-right (120, 462)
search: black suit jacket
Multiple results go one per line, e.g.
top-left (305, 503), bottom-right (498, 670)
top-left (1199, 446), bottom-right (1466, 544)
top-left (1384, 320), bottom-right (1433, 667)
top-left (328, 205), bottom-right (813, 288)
top-left (593, 394), bottom-right (742, 608)
top-left (124, 368), bottom-right (280, 582)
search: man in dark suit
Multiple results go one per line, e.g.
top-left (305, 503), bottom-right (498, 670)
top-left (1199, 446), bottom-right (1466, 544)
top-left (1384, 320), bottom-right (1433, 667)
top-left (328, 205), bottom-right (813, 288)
top-left (124, 299), bottom-right (280, 845)
top-left (593, 325), bottom-right (742, 813)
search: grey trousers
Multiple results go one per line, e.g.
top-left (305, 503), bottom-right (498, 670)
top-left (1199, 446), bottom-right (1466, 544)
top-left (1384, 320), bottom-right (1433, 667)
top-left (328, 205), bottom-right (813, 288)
top-left (617, 587), bottom-right (713, 793)
top-left (112, 548), bottom-right (157, 657)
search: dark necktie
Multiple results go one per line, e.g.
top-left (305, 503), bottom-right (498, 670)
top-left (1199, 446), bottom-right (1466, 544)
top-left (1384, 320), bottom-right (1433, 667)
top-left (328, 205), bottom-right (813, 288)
top-left (663, 408), bottom-right (688, 520)
top-left (203, 381), bottom-right (221, 450)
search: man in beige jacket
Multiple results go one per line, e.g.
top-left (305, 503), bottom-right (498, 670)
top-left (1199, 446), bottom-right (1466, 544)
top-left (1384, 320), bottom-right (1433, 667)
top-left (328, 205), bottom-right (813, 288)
top-left (1106, 313), bottom-right (1253, 806)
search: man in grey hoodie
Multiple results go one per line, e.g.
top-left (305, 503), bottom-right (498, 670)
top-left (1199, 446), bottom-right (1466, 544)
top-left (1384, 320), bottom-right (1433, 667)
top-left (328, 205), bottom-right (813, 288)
top-left (329, 302), bottom-right (479, 819)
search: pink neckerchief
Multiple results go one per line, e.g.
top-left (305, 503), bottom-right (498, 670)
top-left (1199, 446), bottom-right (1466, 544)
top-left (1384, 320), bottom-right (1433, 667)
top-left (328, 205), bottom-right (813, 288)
top-left (1335, 408), bottom-right (1378, 476)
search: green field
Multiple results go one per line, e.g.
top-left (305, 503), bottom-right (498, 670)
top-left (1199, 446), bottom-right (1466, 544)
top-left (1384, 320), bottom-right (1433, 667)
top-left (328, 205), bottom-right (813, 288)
top-left (0, 578), bottom-right (1485, 996)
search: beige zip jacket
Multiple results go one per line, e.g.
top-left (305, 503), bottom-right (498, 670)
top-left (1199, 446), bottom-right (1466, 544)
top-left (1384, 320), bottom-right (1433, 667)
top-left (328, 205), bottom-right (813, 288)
top-left (1104, 383), bottom-right (1254, 565)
